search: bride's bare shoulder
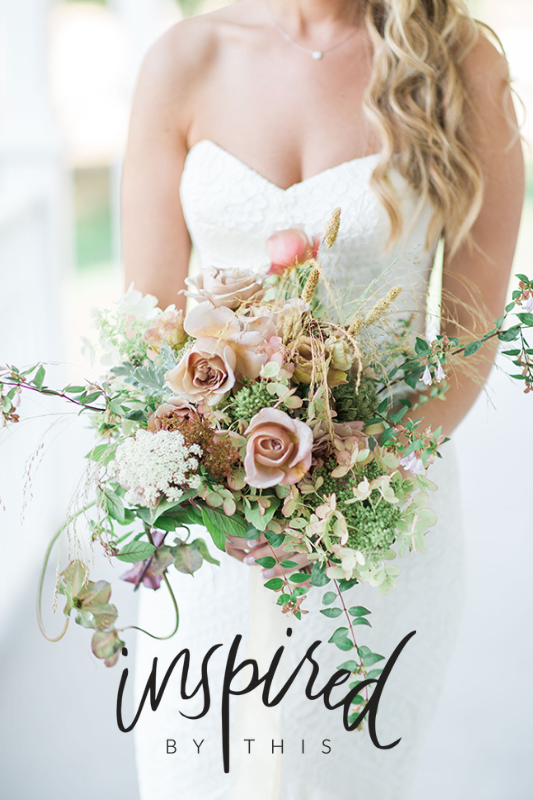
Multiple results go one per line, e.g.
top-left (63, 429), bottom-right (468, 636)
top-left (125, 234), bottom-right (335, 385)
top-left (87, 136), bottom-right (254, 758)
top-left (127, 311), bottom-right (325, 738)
top-left (137, 2), bottom-right (259, 94)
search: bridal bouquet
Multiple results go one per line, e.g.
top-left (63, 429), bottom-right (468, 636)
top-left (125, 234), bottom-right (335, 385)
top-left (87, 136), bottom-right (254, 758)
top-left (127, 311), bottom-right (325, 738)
top-left (1, 209), bottom-right (532, 725)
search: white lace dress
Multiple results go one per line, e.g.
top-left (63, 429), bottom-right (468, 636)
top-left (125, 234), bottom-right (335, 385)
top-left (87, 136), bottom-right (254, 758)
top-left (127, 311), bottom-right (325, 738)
top-left (133, 140), bottom-right (465, 800)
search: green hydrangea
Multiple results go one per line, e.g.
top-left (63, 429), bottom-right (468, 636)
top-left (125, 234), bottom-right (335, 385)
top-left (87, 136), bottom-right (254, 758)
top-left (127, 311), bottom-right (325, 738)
top-left (332, 373), bottom-right (378, 424)
top-left (227, 381), bottom-right (276, 423)
top-left (315, 460), bottom-right (401, 555)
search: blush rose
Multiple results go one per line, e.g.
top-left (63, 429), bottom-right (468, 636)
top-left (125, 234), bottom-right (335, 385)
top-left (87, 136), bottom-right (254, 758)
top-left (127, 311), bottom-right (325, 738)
top-left (165, 337), bottom-right (236, 405)
top-left (243, 408), bottom-right (313, 488)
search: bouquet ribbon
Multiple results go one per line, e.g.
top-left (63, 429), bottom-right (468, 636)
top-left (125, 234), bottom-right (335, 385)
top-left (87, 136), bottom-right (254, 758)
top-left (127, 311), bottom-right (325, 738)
top-left (231, 566), bottom-right (287, 800)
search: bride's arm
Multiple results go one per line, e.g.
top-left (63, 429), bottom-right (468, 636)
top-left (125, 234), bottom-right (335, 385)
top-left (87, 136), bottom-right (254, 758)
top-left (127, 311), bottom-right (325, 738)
top-left (403, 33), bottom-right (525, 441)
top-left (121, 24), bottom-right (211, 313)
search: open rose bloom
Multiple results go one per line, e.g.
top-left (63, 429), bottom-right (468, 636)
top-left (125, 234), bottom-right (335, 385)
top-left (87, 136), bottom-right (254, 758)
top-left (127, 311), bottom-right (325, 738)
top-left (243, 408), bottom-right (313, 488)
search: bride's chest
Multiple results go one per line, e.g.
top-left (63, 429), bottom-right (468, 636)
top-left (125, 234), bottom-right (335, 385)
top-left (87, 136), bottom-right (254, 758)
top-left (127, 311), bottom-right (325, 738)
top-left (178, 140), bottom-right (431, 279)
top-left (187, 49), bottom-right (376, 191)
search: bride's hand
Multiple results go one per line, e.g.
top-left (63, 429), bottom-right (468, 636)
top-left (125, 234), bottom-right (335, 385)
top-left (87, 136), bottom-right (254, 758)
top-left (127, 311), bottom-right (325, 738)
top-left (225, 534), bottom-right (311, 579)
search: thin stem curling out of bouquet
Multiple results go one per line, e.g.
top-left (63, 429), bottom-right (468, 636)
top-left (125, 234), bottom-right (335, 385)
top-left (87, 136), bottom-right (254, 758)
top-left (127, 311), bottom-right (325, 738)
top-left (1, 210), bottom-right (532, 727)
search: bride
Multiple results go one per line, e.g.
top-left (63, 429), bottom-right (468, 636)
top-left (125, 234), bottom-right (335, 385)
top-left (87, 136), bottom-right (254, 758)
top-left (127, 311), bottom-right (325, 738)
top-left (121, 1), bottom-right (524, 798)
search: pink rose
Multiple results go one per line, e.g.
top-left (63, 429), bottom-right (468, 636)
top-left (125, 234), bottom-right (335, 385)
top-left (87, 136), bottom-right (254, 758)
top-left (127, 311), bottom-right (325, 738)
top-left (266, 229), bottom-right (320, 276)
top-left (147, 397), bottom-right (198, 432)
top-left (165, 338), bottom-right (236, 405)
top-left (244, 408), bottom-right (313, 489)
top-left (184, 302), bottom-right (277, 381)
top-left (184, 267), bottom-right (264, 309)
top-left (144, 309), bottom-right (187, 353)
top-left (313, 420), bottom-right (368, 453)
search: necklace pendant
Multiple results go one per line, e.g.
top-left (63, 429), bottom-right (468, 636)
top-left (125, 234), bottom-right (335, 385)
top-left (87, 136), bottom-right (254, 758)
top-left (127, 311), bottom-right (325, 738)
top-left (312, 50), bottom-right (323, 60)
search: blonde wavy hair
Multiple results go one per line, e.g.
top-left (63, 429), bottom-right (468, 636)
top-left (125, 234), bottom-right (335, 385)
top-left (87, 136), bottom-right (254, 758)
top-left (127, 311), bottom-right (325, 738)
top-left (362, 0), bottom-right (506, 257)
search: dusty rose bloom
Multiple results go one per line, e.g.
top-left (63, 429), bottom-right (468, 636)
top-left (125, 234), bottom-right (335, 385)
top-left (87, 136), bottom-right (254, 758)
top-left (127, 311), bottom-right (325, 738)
top-left (165, 337), bottom-right (236, 405)
top-left (312, 419), bottom-right (368, 467)
top-left (184, 267), bottom-right (264, 309)
top-left (244, 408), bottom-right (313, 488)
top-left (184, 302), bottom-right (277, 380)
top-left (147, 397), bottom-right (197, 432)
top-left (144, 309), bottom-right (187, 353)
top-left (266, 229), bottom-right (320, 276)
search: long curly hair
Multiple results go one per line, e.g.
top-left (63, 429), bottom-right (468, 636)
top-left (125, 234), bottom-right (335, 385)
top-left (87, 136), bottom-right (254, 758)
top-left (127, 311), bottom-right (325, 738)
top-left (362, 0), bottom-right (507, 256)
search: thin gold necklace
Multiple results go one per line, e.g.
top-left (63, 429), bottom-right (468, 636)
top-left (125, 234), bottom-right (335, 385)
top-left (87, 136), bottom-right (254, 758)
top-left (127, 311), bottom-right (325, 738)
top-left (264, 1), bottom-right (357, 60)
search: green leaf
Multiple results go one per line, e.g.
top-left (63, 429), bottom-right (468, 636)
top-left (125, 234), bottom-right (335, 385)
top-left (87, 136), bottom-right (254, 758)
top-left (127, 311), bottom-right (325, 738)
top-left (64, 385), bottom-right (86, 394)
top-left (501, 349), bottom-right (521, 356)
top-left (463, 340), bottom-right (483, 358)
top-left (97, 486), bottom-right (125, 524)
top-left (322, 591), bottom-right (337, 605)
top-left (338, 577), bottom-right (359, 592)
top-left (277, 594), bottom-right (292, 605)
top-left (200, 505), bottom-right (247, 551)
top-left (310, 562), bottom-right (330, 587)
top-left (337, 660), bottom-right (358, 672)
top-left (83, 391), bottom-right (102, 405)
top-left (85, 442), bottom-right (118, 465)
top-left (290, 573), bottom-right (310, 584)
top-left (357, 645), bottom-right (385, 666)
top-left (498, 326), bottom-right (520, 342)
top-left (192, 538), bottom-right (220, 567)
top-left (255, 556), bottom-right (276, 569)
top-left (116, 541), bottom-right (156, 563)
top-left (320, 607), bottom-right (343, 618)
top-left (515, 273), bottom-right (531, 283)
top-left (352, 617), bottom-right (372, 627)
top-left (280, 560), bottom-right (298, 569)
top-left (405, 367), bottom-right (424, 389)
top-left (328, 627), bottom-right (353, 651)
top-left (265, 530), bottom-right (285, 548)
top-left (348, 606), bottom-right (371, 617)
top-left (290, 587), bottom-right (307, 598)
top-left (414, 337), bottom-right (430, 355)
top-left (264, 578), bottom-right (283, 591)
top-left (172, 543), bottom-right (203, 575)
top-left (516, 312), bottom-right (533, 327)
top-left (244, 497), bottom-right (280, 532)
top-left (505, 301), bottom-right (516, 313)
top-left (34, 365), bottom-right (45, 389)
top-left (366, 669), bottom-right (383, 680)
top-left (91, 629), bottom-right (125, 668)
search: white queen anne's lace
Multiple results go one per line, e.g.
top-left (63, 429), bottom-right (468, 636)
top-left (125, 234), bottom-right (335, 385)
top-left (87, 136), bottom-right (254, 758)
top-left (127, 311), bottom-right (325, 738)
top-left (111, 429), bottom-right (202, 507)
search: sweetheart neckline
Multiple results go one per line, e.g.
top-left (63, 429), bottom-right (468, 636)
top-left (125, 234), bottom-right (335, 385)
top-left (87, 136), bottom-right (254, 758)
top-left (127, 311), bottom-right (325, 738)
top-left (183, 139), bottom-right (381, 193)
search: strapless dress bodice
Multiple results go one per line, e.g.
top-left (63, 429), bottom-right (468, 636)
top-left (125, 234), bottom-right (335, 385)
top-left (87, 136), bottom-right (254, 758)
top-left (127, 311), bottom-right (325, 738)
top-left (179, 139), bottom-right (438, 329)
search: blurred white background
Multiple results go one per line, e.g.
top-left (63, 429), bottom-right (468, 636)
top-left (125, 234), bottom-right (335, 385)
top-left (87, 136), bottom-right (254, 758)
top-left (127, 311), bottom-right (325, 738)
top-left (0, 1), bottom-right (531, 798)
